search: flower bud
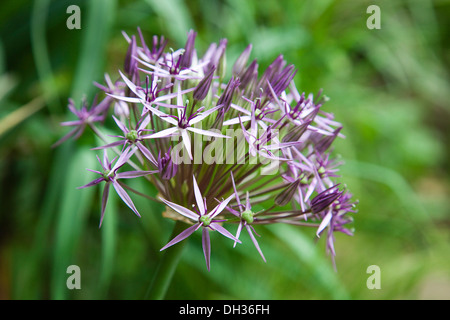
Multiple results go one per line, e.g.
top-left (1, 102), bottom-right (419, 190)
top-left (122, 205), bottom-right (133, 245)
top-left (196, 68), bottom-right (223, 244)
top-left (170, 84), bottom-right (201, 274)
top-left (311, 185), bottom-right (342, 214)
top-left (282, 120), bottom-right (311, 143)
top-left (269, 64), bottom-right (296, 98)
top-left (207, 39), bottom-right (227, 75)
top-left (158, 149), bottom-right (178, 180)
top-left (232, 44), bottom-right (252, 77)
top-left (179, 30), bottom-right (197, 70)
top-left (241, 210), bottom-right (254, 224)
top-left (215, 39), bottom-right (228, 81)
top-left (239, 59), bottom-right (258, 92)
top-left (275, 179), bottom-right (301, 206)
top-left (314, 127), bottom-right (342, 154)
top-left (217, 77), bottom-right (240, 113)
top-left (193, 66), bottom-right (216, 101)
top-left (124, 35), bottom-right (137, 77)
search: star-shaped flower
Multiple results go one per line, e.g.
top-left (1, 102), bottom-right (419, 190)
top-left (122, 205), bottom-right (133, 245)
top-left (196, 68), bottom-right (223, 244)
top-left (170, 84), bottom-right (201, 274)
top-left (52, 97), bottom-right (108, 147)
top-left (222, 95), bottom-right (278, 128)
top-left (107, 70), bottom-right (192, 115)
top-left (78, 149), bottom-right (157, 227)
top-left (227, 172), bottom-right (266, 262)
top-left (142, 81), bottom-right (229, 160)
top-left (92, 114), bottom-right (157, 166)
top-left (238, 115), bottom-right (299, 161)
top-left (159, 175), bottom-right (240, 271)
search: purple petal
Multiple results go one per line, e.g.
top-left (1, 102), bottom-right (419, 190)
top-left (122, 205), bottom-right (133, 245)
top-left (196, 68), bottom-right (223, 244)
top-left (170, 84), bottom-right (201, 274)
top-left (229, 102), bottom-right (250, 115)
top-left (316, 210), bottom-right (332, 237)
top-left (245, 191), bottom-right (251, 211)
top-left (250, 102), bottom-right (257, 134)
top-left (136, 143), bottom-right (157, 166)
top-left (159, 198), bottom-right (198, 221)
top-left (246, 225), bottom-right (266, 262)
top-left (187, 127), bottom-right (230, 138)
top-left (226, 206), bottom-right (241, 217)
top-left (102, 150), bottom-right (109, 170)
top-left (112, 115), bottom-right (129, 134)
top-left (176, 81), bottom-right (183, 108)
top-left (180, 129), bottom-right (193, 160)
top-left (52, 127), bottom-right (81, 148)
top-left (116, 170), bottom-right (157, 179)
top-left (67, 101), bottom-right (78, 115)
top-left (99, 182), bottom-right (111, 228)
top-left (202, 227), bottom-right (211, 271)
top-left (110, 146), bottom-right (137, 173)
top-left (152, 101), bottom-right (184, 109)
top-left (230, 172), bottom-right (241, 207)
top-left (210, 222), bottom-right (241, 243)
top-left (60, 120), bottom-right (83, 126)
top-left (258, 150), bottom-right (289, 161)
top-left (209, 194), bottom-right (235, 219)
top-left (142, 127), bottom-right (179, 139)
top-left (238, 116), bottom-right (256, 147)
top-left (138, 114), bottom-right (151, 131)
top-left (222, 115), bottom-right (251, 126)
top-left (77, 177), bottom-right (104, 189)
top-left (86, 169), bottom-right (102, 175)
top-left (118, 70), bottom-right (146, 100)
top-left (144, 105), bottom-right (179, 126)
top-left (112, 180), bottom-right (140, 217)
top-left (233, 222), bottom-right (243, 248)
top-left (152, 87), bottom-right (195, 105)
top-left (189, 105), bottom-right (222, 125)
top-left (264, 141), bottom-right (302, 151)
top-left (106, 93), bottom-right (141, 104)
top-left (192, 175), bottom-right (205, 215)
top-left (160, 223), bottom-right (200, 251)
top-left (232, 44), bottom-right (252, 76)
top-left (266, 78), bottom-right (282, 107)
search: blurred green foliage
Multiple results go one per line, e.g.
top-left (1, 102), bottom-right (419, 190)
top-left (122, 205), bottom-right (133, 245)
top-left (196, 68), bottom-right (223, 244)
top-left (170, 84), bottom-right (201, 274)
top-left (0, 0), bottom-right (449, 300)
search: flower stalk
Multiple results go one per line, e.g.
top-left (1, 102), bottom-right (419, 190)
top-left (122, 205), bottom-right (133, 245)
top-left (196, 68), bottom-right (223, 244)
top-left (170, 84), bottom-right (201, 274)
top-left (146, 221), bottom-right (188, 300)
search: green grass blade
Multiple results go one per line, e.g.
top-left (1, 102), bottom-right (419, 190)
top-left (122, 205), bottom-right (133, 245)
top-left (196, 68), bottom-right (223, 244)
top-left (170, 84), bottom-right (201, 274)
top-left (50, 146), bottom-right (96, 300)
top-left (70, 0), bottom-right (117, 101)
top-left (30, 0), bottom-right (60, 113)
top-left (97, 191), bottom-right (117, 298)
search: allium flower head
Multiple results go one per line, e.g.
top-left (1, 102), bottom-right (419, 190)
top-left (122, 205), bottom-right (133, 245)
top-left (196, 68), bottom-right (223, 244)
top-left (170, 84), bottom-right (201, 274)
top-left (56, 28), bottom-right (357, 271)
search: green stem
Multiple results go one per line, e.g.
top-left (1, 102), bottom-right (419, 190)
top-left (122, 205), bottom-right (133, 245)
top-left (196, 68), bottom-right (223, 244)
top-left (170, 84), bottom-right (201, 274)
top-left (31, 0), bottom-right (59, 114)
top-left (146, 221), bottom-right (187, 299)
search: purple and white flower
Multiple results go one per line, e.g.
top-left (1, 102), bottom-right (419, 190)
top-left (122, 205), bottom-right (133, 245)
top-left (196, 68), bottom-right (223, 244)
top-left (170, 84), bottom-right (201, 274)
top-left (55, 28), bottom-right (357, 271)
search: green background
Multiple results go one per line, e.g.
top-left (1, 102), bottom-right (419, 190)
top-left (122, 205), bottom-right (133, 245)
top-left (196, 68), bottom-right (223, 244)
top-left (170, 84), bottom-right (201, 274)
top-left (0, 0), bottom-right (449, 299)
